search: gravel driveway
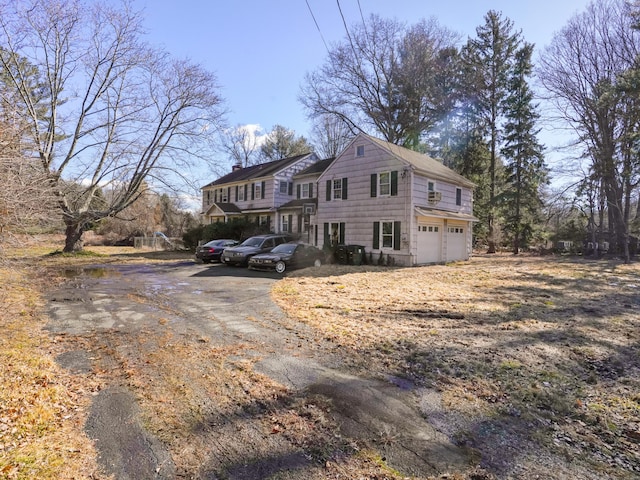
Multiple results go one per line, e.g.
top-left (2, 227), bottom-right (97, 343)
top-left (46, 261), bottom-right (471, 479)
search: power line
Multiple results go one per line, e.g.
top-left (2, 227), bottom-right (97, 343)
top-left (305, 0), bottom-right (330, 53)
top-left (356, 0), bottom-right (368, 36)
top-left (336, 0), bottom-right (356, 54)
top-left (357, 0), bottom-right (366, 25)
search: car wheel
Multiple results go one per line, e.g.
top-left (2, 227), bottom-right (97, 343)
top-left (203, 259), bottom-right (211, 264)
top-left (313, 258), bottom-right (322, 267)
top-left (275, 261), bottom-right (287, 274)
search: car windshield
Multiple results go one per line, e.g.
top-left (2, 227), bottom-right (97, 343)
top-left (271, 244), bottom-right (297, 254)
top-left (205, 240), bottom-right (224, 247)
top-left (241, 237), bottom-right (264, 247)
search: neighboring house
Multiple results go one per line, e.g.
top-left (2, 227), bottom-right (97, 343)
top-left (277, 157), bottom-right (334, 244)
top-left (316, 133), bottom-right (476, 265)
top-left (200, 153), bottom-right (324, 234)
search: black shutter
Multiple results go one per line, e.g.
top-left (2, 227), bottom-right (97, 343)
top-left (244, 184), bottom-right (248, 201)
top-left (314, 225), bottom-right (318, 246)
top-left (342, 178), bottom-right (348, 200)
top-left (261, 181), bottom-right (265, 199)
top-left (373, 222), bottom-right (380, 249)
top-left (266, 216), bottom-right (271, 230)
top-left (394, 221), bottom-right (401, 250)
top-left (326, 180), bottom-right (331, 201)
top-left (297, 214), bottom-right (303, 233)
top-left (296, 184), bottom-right (301, 199)
top-left (323, 223), bottom-right (330, 245)
top-left (235, 185), bottom-right (238, 201)
top-left (371, 173), bottom-right (377, 197)
top-left (309, 183), bottom-right (313, 198)
top-left (339, 223), bottom-right (345, 244)
top-left (288, 214), bottom-right (293, 233)
top-left (251, 183), bottom-right (255, 200)
top-left (288, 182), bottom-right (293, 195)
top-left (391, 171), bottom-right (398, 196)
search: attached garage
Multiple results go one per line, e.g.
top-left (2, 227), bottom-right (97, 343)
top-left (415, 207), bottom-right (477, 265)
top-left (445, 223), bottom-right (468, 261)
top-left (417, 222), bottom-right (443, 263)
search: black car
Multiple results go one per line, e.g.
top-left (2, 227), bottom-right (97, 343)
top-left (248, 242), bottom-right (324, 273)
top-left (195, 239), bottom-right (239, 263)
top-left (222, 234), bottom-right (293, 266)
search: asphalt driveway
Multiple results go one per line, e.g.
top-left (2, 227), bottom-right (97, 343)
top-left (46, 260), bottom-right (471, 479)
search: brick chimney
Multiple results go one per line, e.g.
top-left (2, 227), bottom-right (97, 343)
top-left (232, 163), bottom-right (242, 172)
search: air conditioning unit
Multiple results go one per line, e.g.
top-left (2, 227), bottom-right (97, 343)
top-left (303, 203), bottom-right (316, 215)
top-left (428, 191), bottom-right (442, 203)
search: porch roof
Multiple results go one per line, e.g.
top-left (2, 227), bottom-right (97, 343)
top-left (415, 206), bottom-right (479, 222)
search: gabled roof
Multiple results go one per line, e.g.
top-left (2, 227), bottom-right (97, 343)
top-left (202, 153), bottom-right (313, 188)
top-left (345, 134), bottom-right (475, 188)
top-left (279, 198), bottom-right (318, 209)
top-left (202, 202), bottom-right (242, 216)
top-left (294, 157), bottom-right (334, 178)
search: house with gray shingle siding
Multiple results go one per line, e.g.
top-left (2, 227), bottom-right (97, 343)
top-left (201, 133), bottom-right (476, 265)
top-left (200, 153), bottom-right (324, 234)
top-left (316, 133), bottom-right (476, 265)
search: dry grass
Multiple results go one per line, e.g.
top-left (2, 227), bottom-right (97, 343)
top-left (2, 236), bottom-right (638, 479)
top-left (273, 254), bottom-right (640, 478)
top-left (0, 240), bottom-right (107, 479)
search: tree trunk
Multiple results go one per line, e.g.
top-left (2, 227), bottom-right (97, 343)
top-left (64, 219), bottom-right (86, 253)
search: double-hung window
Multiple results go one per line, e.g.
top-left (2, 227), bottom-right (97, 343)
top-left (382, 221), bottom-right (394, 248)
top-left (333, 179), bottom-right (343, 199)
top-left (373, 220), bottom-right (401, 250)
top-left (379, 172), bottom-right (391, 196)
top-left (279, 181), bottom-right (288, 194)
top-left (254, 182), bottom-right (262, 200)
top-left (237, 185), bottom-right (245, 201)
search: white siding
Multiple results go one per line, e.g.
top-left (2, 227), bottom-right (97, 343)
top-left (317, 141), bottom-right (412, 262)
top-left (413, 175), bottom-right (473, 214)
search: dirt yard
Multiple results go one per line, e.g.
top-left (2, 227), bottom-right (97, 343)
top-left (0, 241), bottom-right (638, 479)
top-left (273, 254), bottom-right (640, 479)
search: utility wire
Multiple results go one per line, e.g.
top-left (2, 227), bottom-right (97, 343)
top-left (336, 0), bottom-right (357, 54)
top-left (356, 0), bottom-right (368, 36)
top-left (305, 0), bottom-right (330, 53)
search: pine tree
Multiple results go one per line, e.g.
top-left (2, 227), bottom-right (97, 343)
top-left (499, 43), bottom-right (548, 254)
top-left (460, 11), bottom-right (521, 253)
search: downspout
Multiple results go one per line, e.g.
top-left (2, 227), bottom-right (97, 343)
top-left (406, 166), bottom-right (414, 265)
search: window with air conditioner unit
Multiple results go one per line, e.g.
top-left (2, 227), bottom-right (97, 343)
top-left (428, 191), bottom-right (441, 202)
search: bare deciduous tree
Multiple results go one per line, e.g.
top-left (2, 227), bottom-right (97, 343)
top-left (300, 14), bottom-right (459, 148)
top-left (0, 0), bottom-right (225, 252)
top-left (217, 124), bottom-right (261, 168)
top-left (538, 0), bottom-right (640, 262)
top-left (309, 114), bottom-right (352, 159)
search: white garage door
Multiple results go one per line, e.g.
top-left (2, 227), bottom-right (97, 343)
top-left (446, 224), bottom-right (467, 261)
top-left (417, 223), bottom-right (442, 263)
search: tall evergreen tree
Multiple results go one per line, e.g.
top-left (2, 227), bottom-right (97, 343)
top-left (258, 125), bottom-right (312, 162)
top-left (460, 11), bottom-right (521, 253)
top-left (500, 43), bottom-right (548, 254)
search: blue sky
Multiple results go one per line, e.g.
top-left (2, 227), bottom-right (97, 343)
top-left (133, 1), bottom-right (590, 140)
top-left (131, 0), bottom-right (593, 193)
